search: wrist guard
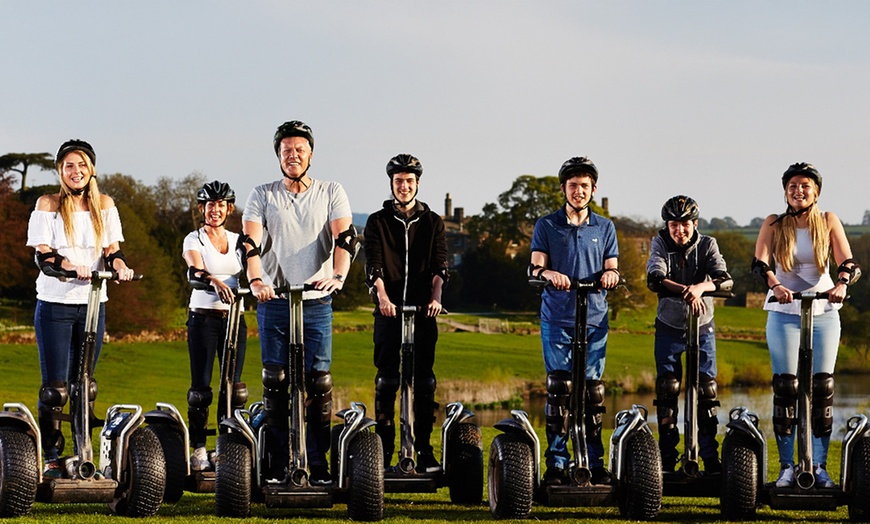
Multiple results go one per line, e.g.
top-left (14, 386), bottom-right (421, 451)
top-left (838, 258), bottom-right (862, 285)
top-left (104, 249), bottom-right (127, 271)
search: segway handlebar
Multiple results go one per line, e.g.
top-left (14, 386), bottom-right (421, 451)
top-left (272, 283), bottom-right (319, 295)
top-left (659, 288), bottom-right (735, 300)
top-left (529, 274), bottom-right (625, 291)
top-left (766, 291), bottom-right (846, 303)
top-left (189, 280), bottom-right (251, 296)
top-left (50, 269), bottom-right (144, 281)
top-left (401, 305), bottom-right (449, 315)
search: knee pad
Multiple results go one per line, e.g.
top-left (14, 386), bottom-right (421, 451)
top-left (413, 374), bottom-right (438, 423)
top-left (654, 373), bottom-right (680, 431)
top-left (698, 375), bottom-right (721, 433)
top-left (812, 373), bottom-right (834, 438)
top-left (305, 370), bottom-right (333, 425)
top-left (415, 374), bottom-right (437, 398)
top-left (187, 387), bottom-right (214, 409)
top-left (39, 381), bottom-right (69, 409)
top-left (546, 371), bottom-right (572, 437)
top-left (232, 382), bottom-right (249, 408)
top-left (584, 380), bottom-right (607, 437)
top-left (772, 373), bottom-right (798, 436)
top-left (262, 364), bottom-right (288, 390)
top-left (374, 373), bottom-right (400, 420)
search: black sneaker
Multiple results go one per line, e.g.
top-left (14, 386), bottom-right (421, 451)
top-left (703, 456), bottom-right (722, 475)
top-left (309, 464), bottom-right (332, 486)
top-left (416, 451), bottom-right (442, 473)
top-left (591, 466), bottom-right (613, 485)
top-left (543, 467), bottom-right (568, 486)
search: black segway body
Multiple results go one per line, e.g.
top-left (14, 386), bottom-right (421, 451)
top-left (382, 306), bottom-right (484, 504)
top-left (213, 283), bottom-right (384, 521)
top-left (0, 270), bottom-right (165, 517)
top-left (660, 287), bottom-right (734, 497)
top-left (721, 292), bottom-right (870, 520)
top-left (489, 276), bottom-right (662, 520)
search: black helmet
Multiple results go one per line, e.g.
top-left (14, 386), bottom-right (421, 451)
top-left (386, 154), bottom-right (423, 178)
top-left (273, 120), bottom-right (314, 155)
top-left (782, 162), bottom-right (822, 192)
top-left (56, 139), bottom-right (96, 166)
top-left (661, 195), bottom-right (700, 222)
top-left (558, 156), bottom-right (598, 185)
top-left (197, 180), bottom-right (236, 204)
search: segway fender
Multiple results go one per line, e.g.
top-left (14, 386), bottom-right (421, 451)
top-left (0, 403), bottom-right (41, 470)
top-left (100, 404), bottom-right (145, 481)
top-left (841, 414), bottom-right (870, 489)
top-left (610, 404), bottom-right (653, 479)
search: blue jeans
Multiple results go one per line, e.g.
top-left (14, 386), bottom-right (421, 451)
top-left (257, 296), bottom-right (333, 466)
top-left (654, 321), bottom-right (719, 460)
top-left (35, 300), bottom-right (106, 396)
top-left (767, 310), bottom-right (840, 466)
top-left (257, 296), bottom-right (333, 372)
top-left (540, 321), bottom-right (608, 469)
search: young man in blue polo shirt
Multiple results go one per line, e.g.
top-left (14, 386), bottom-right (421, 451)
top-left (529, 156), bottom-right (620, 486)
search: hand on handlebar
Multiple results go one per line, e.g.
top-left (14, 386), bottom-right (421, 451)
top-left (543, 269), bottom-right (572, 290)
top-left (250, 280), bottom-right (275, 303)
top-left (313, 276), bottom-right (344, 295)
top-left (213, 280), bottom-right (236, 305)
top-left (599, 269), bottom-right (620, 290)
top-left (425, 299), bottom-right (443, 318)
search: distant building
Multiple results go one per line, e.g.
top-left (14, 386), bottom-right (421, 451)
top-left (442, 193), bottom-right (471, 268)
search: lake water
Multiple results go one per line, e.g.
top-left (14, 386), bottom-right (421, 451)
top-left (469, 373), bottom-right (870, 439)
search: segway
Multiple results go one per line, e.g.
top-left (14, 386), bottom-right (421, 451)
top-left (489, 275), bottom-right (662, 520)
top-left (721, 292), bottom-right (870, 520)
top-left (381, 305), bottom-right (484, 503)
top-left (144, 284), bottom-right (250, 501)
top-left (0, 270), bottom-right (165, 518)
top-left (213, 284), bottom-right (384, 521)
top-left (658, 286), bottom-right (734, 497)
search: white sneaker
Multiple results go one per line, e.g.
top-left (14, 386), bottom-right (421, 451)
top-left (814, 464), bottom-right (835, 488)
top-left (191, 447), bottom-right (212, 472)
top-left (776, 464), bottom-right (795, 488)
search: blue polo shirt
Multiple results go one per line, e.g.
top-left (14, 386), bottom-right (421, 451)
top-left (530, 207), bottom-right (619, 329)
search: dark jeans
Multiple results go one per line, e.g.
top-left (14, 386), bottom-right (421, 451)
top-left (187, 311), bottom-right (247, 388)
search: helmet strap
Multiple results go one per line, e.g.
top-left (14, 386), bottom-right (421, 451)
top-left (565, 200), bottom-right (589, 222)
top-left (772, 202), bottom-right (815, 225)
top-left (391, 182), bottom-right (418, 212)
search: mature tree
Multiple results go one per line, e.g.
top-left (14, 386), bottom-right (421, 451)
top-left (749, 217), bottom-right (766, 228)
top-left (714, 232), bottom-right (758, 296)
top-left (0, 152), bottom-right (55, 191)
top-left (0, 174), bottom-right (37, 300)
top-left (465, 175), bottom-right (606, 247)
top-left (709, 217), bottom-right (728, 230)
top-left (608, 230), bottom-right (655, 320)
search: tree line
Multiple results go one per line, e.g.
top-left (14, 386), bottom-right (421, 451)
top-left (1, 164), bottom-right (869, 348)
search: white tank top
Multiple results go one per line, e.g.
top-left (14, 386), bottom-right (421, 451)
top-left (764, 227), bottom-right (839, 316)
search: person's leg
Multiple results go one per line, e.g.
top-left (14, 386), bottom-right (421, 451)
top-left (585, 325), bottom-right (610, 482)
top-left (373, 314), bottom-right (401, 466)
top-left (413, 314), bottom-right (439, 468)
top-left (186, 313), bottom-right (219, 450)
top-left (653, 327), bottom-right (683, 471)
top-left (698, 326), bottom-right (721, 470)
top-left (257, 299), bottom-right (290, 479)
top-left (35, 301), bottom-right (75, 470)
top-left (811, 311), bottom-right (839, 486)
top-left (767, 311), bottom-right (800, 485)
top-left (540, 321), bottom-right (572, 482)
top-left (302, 297), bottom-right (333, 481)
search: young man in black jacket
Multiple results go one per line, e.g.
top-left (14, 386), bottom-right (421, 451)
top-left (364, 153), bottom-right (449, 472)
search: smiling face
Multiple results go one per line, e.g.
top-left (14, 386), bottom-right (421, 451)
top-left (202, 199), bottom-right (230, 228)
top-left (784, 175), bottom-right (819, 211)
top-left (667, 219), bottom-right (697, 246)
top-left (391, 172), bottom-right (419, 207)
top-left (561, 174), bottom-right (596, 209)
top-left (278, 136), bottom-right (312, 179)
top-left (60, 151), bottom-right (93, 193)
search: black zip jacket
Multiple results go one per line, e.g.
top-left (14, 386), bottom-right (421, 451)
top-left (364, 200), bottom-right (448, 308)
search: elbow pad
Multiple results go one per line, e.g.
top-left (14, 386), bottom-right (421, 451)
top-left (366, 265), bottom-right (383, 288)
top-left (838, 259), bottom-right (863, 285)
top-left (335, 225), bottom-right (362, 262)
top-left (528, 264), bottom-right (546, 281)
top-left (433, 267), bottom-right (450, 288)
top-left (646, 272), bottom-right (666, 293)
top-left (36, 250), bottom-right (67, 278)
top-left (188, 267), bottom-right (212, 290)
top-left (751, 257), bottom-right (774, 288)
top-left (712, 272), bottom-right (734, 292)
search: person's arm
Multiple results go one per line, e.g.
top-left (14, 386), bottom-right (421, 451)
top-left (184, 249), bottom-right (234, 304)
top-left (314, 216), bottom-right (352, 294)
top-left (426, 217), bottom-right (448, 317)
top-left (100, 196), bottom-right (134, 282)
top-left (242, 220), bottom-right (273, 303)
top-left (531, 251), bottom-right (570, 290)
top-left (827, 211), bottom-right (855, 304)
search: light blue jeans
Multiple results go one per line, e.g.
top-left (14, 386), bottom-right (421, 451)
top-left (540, 321), bottom-right (608, 470)
top-left (766, 310), bottom-right (840, 466)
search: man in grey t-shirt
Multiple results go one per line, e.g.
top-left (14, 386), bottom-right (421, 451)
top-left (241, 120), bottom-right (353, 486)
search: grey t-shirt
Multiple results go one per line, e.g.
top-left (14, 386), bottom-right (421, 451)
top-left (242, 178), bottom-right (351, 299)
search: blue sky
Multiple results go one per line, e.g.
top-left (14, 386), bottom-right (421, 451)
top-left (3, 1), bottom-right (869, 226)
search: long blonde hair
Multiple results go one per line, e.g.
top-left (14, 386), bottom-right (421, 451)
top-left (772, 181), bottom-right (830, 274)
top-left (57, 151), bottom-right (105, 256)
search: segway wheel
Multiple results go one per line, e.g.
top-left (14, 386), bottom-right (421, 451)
top-left (617, 429), bottom-right (662, 520)
top-left (848, 436), bottom-right (870, 521)
top-left (720, 432), bottom-right (758, 520)
top-left (113, 426), bottom-right (166, 517)
top-left (145, 423), bottom-right (186, 503)
top-left (215, 432), bottom-right (252, 518)
top-left (0, 428), bottom-right (38, 517)
top-left (447, 422), bottom-right (484, 504)
top-left (346, 430), bottom-right (384, 522)
top-left (488, 433), bottom-right (534, 519)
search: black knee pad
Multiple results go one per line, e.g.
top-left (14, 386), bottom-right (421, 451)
top-left (187, 387), bottom-right (214, 409)
top-left (262, 365), bottom-right (289, 427)
top-left (698, 375), bottom-right (721, 434)
top-left (39, 381), bottom-right (69, 409)
top-left (305, 370), bottom-right (333, 425)
top-left (584, 379), bottom-right (607, 437)
top-left (654, 373), bottom-right (680, 431)
top-left (773, 373), bottom-right (798, 436)
top-left (546, 371), bottom-right (572, 437)
top-left (374, 373), bottom-right (400, 420)
top-left (812, 373), bottom-right (834, 438)
top-left (262, 364), bottom-right (288, 390)
top-left (232, 382), bottom-right (249, 409)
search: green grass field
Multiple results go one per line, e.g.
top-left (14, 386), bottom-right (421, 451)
top-left (0, 305), bottom-right (865, 522)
